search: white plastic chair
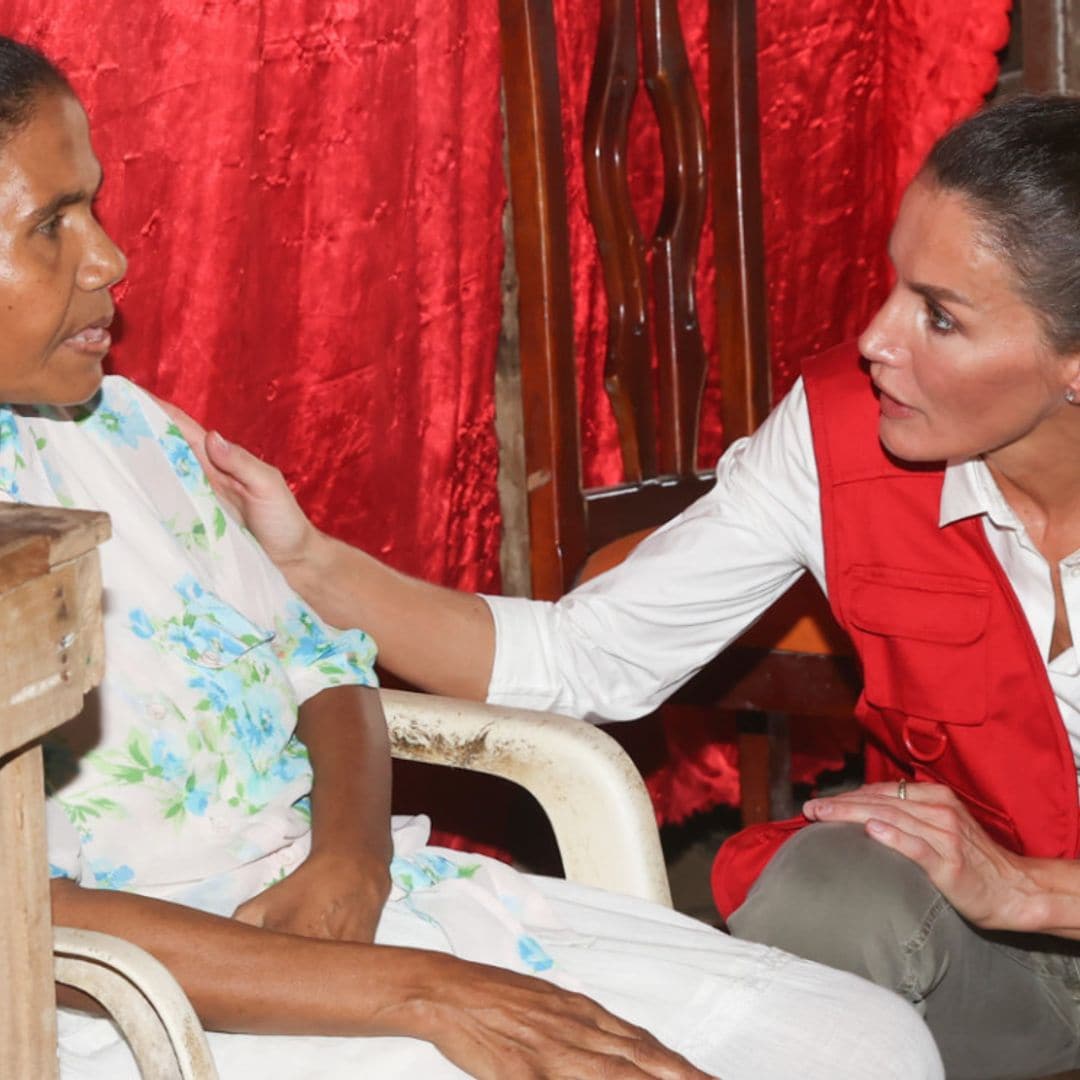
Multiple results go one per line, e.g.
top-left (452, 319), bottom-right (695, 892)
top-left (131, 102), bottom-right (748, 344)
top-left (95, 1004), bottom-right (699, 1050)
top-left (52, 690), bottom-right (672, 1075)
top-left (53, 928), bottom-right (218, 1080)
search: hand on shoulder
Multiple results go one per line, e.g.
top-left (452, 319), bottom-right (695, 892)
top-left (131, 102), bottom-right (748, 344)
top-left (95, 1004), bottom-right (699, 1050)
top-left (153, 395), bottom-right (319, 569)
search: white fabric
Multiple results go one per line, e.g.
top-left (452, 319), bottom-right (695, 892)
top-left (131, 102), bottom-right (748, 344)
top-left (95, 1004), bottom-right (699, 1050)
top-left (25, 378), bottom-right (943, 1078)
top-left (484, 379), bottom-right (1080, 782)
top-left (58, 822), bottom-right (943, 1079)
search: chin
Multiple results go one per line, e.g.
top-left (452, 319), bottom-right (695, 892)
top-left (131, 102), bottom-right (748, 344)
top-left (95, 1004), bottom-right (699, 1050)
top-left (877, 423), bottom-right (949, 465)
top-left (52, 364), bottom-right (106, 407)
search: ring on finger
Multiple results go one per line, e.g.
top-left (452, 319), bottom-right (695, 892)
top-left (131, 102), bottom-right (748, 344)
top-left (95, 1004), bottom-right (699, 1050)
top-left (897, 779), bottom-right (908, 800)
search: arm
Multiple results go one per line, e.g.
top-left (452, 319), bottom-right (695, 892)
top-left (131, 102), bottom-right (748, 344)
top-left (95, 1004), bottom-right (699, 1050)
top-left (233, 685), bottom-right (392, 942)
top-left (803, 782), bottom-right (1080, 938)
top-left (52, 880), bottom-right (708, 1079)
top-left (163, 385), bottom-right (822, 722)
top-left (158, 403), bottom-right (495, 701)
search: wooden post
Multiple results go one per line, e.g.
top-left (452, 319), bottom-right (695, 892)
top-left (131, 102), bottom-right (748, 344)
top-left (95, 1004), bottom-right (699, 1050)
top-left (0, 506), bottom-right (108, 1078)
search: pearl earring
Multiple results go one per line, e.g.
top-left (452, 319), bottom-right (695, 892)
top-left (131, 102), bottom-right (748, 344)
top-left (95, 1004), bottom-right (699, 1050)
top-left (1067, 388), bottom-right (1078, 404)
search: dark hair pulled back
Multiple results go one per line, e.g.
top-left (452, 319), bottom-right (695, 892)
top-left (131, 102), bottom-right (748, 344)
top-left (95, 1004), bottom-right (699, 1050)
top-left (0, 36), bottom-right (71, 141)
top-left (925, 94), bottom-right (1080, 355)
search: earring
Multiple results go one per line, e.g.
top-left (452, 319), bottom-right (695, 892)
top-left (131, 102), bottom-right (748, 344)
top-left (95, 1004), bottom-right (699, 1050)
top-left (1067, 388), bottom-right (1078, 404)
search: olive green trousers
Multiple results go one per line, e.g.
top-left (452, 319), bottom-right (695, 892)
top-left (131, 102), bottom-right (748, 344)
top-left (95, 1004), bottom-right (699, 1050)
top-left (728, 822), bottom-right (1080, 1080)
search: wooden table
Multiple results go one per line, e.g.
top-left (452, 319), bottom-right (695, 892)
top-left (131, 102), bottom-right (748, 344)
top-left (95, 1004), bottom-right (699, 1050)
top-left (0, 506), bottom-right (109, 1078)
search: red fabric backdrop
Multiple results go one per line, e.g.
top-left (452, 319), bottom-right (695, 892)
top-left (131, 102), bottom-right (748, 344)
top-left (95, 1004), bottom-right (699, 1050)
top-left (14, 1), bottom-right (506, 595)
top-left (8, 1), bottom-right (1010, 827)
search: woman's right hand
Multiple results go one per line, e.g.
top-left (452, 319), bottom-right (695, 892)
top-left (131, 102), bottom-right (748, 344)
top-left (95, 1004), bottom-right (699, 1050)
top-left (158, 400), bottom-right (317, 568)
top-left (404, 956), bottom-right (716, 1080)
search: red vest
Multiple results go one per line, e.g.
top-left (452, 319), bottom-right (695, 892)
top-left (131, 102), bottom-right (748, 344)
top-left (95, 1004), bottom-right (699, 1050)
top-left (710, 342), bottom-right (1080, 918)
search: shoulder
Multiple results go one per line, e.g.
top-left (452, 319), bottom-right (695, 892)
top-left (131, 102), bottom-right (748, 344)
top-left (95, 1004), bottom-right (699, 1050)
top-left (75, 377), bottom-right (159, 448)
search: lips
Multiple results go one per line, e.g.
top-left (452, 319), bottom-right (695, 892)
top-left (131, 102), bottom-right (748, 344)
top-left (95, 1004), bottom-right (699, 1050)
top-left (62, 313), bottom-right (113, 354)
top-left (876, 386), bottom-right (916, 419)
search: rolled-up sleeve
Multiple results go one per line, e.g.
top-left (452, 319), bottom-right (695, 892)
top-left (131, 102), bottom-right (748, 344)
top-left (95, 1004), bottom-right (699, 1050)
top-left (484, 379), bottom-right (825, 722)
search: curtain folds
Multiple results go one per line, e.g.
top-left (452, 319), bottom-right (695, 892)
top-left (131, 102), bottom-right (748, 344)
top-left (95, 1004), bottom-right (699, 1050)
top-left (18, 0), bottom-right (505, 595)
top-left (12, 0), bottom-right (1010, 828)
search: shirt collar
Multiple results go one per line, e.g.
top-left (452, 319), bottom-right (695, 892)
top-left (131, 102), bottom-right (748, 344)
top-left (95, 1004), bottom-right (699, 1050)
top-left (939, 458), bottom-right (1022, 531)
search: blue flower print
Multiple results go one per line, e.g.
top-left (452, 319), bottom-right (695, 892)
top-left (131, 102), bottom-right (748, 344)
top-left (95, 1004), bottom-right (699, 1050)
top-left (174, 575), bottom-right (201, 605)
top-left (517, 935), bottom-right (555, 973)
top-left (167, 619), bottom-right (250, 667)
top-left (77, 389), bottom-right (153, 448)
top-left (150, 737), bottom-right (187, 783)
top-left (390, 852), bottom-right (481, 894)
top-left (271, 741), bottom-right (308, 785)
top-left (189, 668), bottom-right (246, 714)
top-left (277, 602), bottom-right (377, 685)
top-left (89, 859), bottom-right (136, 890)
top-left (160, 427), bottom-right (205, 492)
top-left (0, 409), bottom-right (25, 497)
top-left (130, 609), bottom-right (155, 639)
top-left (171, 576), bottom-right (271, 658)
top-left (49, 862), bottom-right (74, 880)
top-left (234, 682), bottom-right (288, 773)
top-left (286, 605), bottom-right (337, 667)
top-left (185, 785), bottom-right (211, 816)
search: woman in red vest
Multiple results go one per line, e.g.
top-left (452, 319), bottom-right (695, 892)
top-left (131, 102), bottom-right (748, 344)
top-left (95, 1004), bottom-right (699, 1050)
top-left (192, 95), bottom-right (1080, 1078)
top-left (14, 31), bottom-right (943, 1080)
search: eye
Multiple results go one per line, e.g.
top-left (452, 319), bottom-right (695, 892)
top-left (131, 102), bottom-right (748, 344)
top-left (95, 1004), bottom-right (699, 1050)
top-left (925, 299), bottom-right (956, 335)
top-left (36, 211), bottom-right (64, 238)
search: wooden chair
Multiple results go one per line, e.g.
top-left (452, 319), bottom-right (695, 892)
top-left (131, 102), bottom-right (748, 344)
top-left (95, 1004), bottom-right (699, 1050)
top-left (499, 0), bottom-right (861, 824)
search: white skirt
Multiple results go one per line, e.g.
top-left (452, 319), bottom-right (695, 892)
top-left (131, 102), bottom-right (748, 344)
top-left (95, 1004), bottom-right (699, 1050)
top-left (58, 817), bottom-right (943, 1079)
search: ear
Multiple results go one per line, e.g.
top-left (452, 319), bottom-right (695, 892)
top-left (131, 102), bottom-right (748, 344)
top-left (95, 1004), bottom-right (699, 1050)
top-left (1062, 351), bottom-right (1080, 404)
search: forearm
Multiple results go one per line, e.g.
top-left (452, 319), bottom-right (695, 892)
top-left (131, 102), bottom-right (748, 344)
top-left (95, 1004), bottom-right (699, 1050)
top-left (53, 880), bottom-right (706, 1079)
top-left (298, 685), bottom-right (391, 868)
top-left (51, 879), bottom-right (449, 1036)
top-left (284, 530), bottom-right (495, 700)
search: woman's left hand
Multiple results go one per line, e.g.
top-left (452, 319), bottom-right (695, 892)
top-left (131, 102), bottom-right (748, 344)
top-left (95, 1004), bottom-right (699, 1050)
top-left (803, 782), bottom-right (1039, 930)
top-left (233, 849), bottom-right (390, 943)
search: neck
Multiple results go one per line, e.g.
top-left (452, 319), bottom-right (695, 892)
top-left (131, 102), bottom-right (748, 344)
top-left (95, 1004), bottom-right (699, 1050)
top-left (985, 409), bottom-right (1080, 550)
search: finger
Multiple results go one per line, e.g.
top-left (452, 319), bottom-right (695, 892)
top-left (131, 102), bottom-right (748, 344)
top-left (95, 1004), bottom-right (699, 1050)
top-left (806, 797), bottom-right (957, 870)
top-left (550, 1007), bottom-right (708, 1079)
top-left (804, 796), bottom-right (944, 835)
top-left (805, 792), bottom-right (964, 839)
top-left (622, 1034), bottom-right (714, 1079)
top-left (865, 817), bottom-right (946, 874)
top-left (202, 429), bottom-right (283, 497)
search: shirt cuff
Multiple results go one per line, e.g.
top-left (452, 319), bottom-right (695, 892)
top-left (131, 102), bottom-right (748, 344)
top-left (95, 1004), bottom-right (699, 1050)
top-left (480, 592), bottom-right (561, 712)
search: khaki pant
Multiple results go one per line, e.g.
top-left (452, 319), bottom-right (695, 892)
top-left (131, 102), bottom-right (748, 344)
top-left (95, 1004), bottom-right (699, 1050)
top-left (728, 823), bottom-right (1080, 1080)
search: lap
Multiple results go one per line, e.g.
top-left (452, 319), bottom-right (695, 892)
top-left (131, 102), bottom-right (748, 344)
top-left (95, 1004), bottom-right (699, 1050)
top-left (59, 831), bottom-right (944, 1080)
top-left (729, 822), bottom-right (1080, 1080)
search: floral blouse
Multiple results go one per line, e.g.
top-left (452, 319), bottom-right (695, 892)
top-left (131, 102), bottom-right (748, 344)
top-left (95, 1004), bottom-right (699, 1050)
top-left (0, 377), bottom-right (377, 912)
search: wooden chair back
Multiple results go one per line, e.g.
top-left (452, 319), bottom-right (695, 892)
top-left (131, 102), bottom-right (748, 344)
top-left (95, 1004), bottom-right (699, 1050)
top-left (499, 0), bottom-right (860, 825)
top-left (499, 0), bottom-right (769, 601)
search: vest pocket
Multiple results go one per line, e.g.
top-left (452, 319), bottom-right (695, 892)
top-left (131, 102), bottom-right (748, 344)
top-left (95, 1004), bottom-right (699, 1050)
top-left (846, 565), bottom-right (990, 728)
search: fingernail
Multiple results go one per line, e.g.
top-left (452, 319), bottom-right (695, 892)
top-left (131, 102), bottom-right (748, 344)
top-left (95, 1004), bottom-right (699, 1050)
top-left (209, 430), bottom-right (230, 451)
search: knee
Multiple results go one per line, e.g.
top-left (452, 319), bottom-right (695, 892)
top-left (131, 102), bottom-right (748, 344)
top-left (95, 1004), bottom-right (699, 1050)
top-left (727, 823), bottom-right (945, 992)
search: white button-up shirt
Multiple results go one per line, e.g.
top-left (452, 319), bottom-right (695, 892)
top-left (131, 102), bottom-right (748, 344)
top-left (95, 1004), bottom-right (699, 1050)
top-left (484, 378), bottom-right (1080, 778)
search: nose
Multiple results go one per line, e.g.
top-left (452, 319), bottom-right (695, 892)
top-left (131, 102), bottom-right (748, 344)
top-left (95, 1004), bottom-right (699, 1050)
top-left (858, 290), bottom-right (908, 367)
top-left (76, 218), bottom-right (127, 292)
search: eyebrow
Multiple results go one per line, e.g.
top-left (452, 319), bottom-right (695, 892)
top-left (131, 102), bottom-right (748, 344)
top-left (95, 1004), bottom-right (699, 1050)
top-left (908, 281), bottom-right (976, 309)
top-left (29, 168), bottom-right (104, 226)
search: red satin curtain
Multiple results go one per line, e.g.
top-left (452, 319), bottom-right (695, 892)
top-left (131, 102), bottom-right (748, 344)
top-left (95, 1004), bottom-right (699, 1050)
top-left (12, 1), bottom-right (506, 594)
top-left (563, 0), bottom-right (1012, 486)
top-left (8, 2), bottom-right (1009, 828)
